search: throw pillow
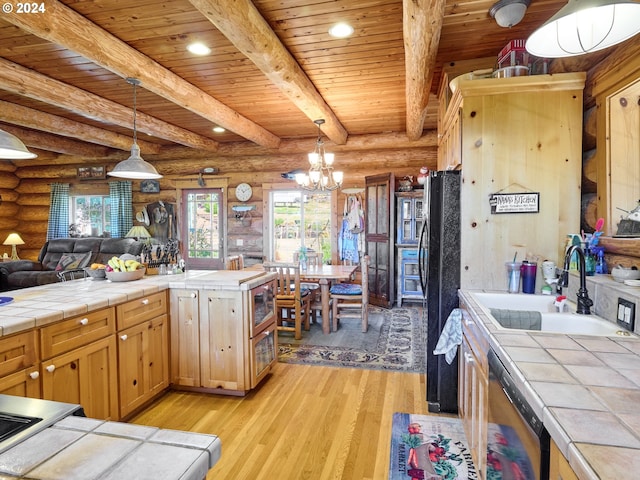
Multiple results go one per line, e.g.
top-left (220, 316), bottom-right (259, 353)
top-left (55, 252), bottom-right (92, 272)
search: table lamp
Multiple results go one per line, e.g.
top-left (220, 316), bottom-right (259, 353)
top-left (3, 233), bottom-right (25, 260)
top-left (125, 225), bottom-right (152, 241)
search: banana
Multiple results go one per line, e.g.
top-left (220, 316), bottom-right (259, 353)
top-left (108, 258), bottom-right (120, 271)
top-left (119, 259), bottom-right (127, 271)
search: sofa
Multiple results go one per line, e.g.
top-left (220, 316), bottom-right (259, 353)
top-left (0, 237), bottom-right (144, 291)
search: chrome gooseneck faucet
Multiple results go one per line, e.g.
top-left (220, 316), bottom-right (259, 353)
top-left (557, 245), bottom-right (593, 315)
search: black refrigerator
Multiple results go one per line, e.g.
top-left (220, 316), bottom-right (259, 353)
top-left (418, 170), bottom-right (461, 414)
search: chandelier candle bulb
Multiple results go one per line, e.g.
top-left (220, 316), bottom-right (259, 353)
top-left (296, 119), bottom-right (343, 192)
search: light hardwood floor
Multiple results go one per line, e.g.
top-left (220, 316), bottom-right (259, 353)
top-left (130, 362), bottom-right (430, 479)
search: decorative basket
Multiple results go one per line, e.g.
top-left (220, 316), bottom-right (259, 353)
top-left (106, 267), bottom-right (146, 282)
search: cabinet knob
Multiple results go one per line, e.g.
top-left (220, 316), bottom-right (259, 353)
top-left (46, 364), bottom-right (56, 373)
top-left (120, 334), bottom-right (128, 341)
top-left (190, 292), bottom-right (197, 298)
top-left (79, 318), bottom-right (89, 325)
top-left (142, 299), bottom-right (149, 305)
top-left (29, 371), bottom-right (39, 379)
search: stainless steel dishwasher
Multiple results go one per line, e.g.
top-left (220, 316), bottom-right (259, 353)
top-left (487, 349), bottom-right (550, 480)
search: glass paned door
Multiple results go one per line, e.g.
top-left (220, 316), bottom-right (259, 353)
top-left (181, 189), bottom-right (224, 270)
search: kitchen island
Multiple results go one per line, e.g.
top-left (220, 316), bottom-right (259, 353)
top-left (460, 287), bottom-right (640, 480)
top-left (0, 269), bottom-right (275, 479)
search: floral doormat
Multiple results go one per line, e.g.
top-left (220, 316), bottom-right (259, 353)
top-left (389, 413), bottom-right (477, 480)
top-left (277, 306), bottom-right (425, 372)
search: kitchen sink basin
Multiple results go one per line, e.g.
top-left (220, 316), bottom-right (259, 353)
top-left (469, 292), bottom-right (634, 336)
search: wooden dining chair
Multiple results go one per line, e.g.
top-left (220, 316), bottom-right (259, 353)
top-left (293, 251), bottom-right (324, 324)
top-left (263, 261), bottom-right (311, 340)
top-left (330, 254), bottom-right (370, 333)
top-left (225, 254), bottom-right (244, 270)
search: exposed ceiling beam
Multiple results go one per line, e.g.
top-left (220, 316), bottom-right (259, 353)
top-left (0, 58), bottom-right (219, 152)
top-left (0, 100), bottom-right (162, 153)
top-left (189, 0), bottom-right (348, 145)
top-left (0, 124), bottom-right (111, 157)
top-left (404, 0), bottom-right (445, 140)
top-left (2, 0), bottom-right (281, 149)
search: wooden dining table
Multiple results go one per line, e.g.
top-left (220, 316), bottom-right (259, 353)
top-left (299, 264), bottom-right (358, 334)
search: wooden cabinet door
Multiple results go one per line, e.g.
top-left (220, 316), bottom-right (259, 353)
top-left (0, 368), bottom-right (41, 398)
top-left (41, 336), bottom-right (119, 420)
top-left (118, 321), bottom-right (147, 417)
top-left (169, 289), bottom-right (201, 387)
top-left (118, 314), bottom-right (169, 418)
top-left (147, 314), bottom-right (169, 398)
top-left (365, 173), bottom-right (395, 308)
top-left (200, 290), bottom-right (247, 391)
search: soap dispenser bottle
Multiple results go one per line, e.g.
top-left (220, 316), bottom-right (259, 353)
top-left (595, 248), bottom-right (607, 274)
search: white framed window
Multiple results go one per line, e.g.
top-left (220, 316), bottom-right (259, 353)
top-left (69, 195), bottom-right (111, 237)
top-left (269, 189), bottom-right (332, 262)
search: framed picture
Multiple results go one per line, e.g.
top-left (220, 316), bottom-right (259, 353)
top-left (140, 179), bottom-right (161, 193)
top-left (77, 166), bottom-right (106, 180)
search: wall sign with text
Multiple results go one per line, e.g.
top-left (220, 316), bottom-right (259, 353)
top-left (489, 192), bottom-right (539, 214)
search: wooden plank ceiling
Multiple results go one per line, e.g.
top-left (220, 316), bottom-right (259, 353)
top-left (0, 0), bottom-right (583, 159)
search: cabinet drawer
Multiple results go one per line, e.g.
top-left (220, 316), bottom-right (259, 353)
top-left (401, 248), bottom-right (419, 259)
top-left (116, 291), bottom-right (167, 330)
top-left (41, 307), bottom-right (115, 359)
top-left (0, 331), bottom-right (39, 378)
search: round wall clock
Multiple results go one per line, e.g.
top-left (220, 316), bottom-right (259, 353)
top-left (235, 182), bottom-right (253, 202)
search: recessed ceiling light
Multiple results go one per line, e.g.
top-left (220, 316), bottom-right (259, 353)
top-left (328, 22), bottom-right (354, 38)
top-left (212, 126), bottom-right (225, 133)
top-left (187, 42), bottom-right (211, 55)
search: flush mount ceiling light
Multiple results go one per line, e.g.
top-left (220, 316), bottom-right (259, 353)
top-left (328, 22), bottom-right (354, 38)
top-left (212, 126), bottom-right (225, 133)
top-left (187, 42), bottom-right (211, 55)
top-left (295, 119), bottom-right (343, 192)
top-left (526, 0), bottom-right (640, 57)
top-left (108, 78), bottom-right (162, 180)
top-left (489, 0), bottom-right (531, 27)
top-left (0, 129), bottom-right (37, 159)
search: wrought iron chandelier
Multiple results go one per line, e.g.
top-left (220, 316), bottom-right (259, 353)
top-left (295, 119), bottom-right (343, 191)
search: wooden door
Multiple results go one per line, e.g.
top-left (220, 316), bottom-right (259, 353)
top-left (169, 289), bottom-right (201, 387)
top-left (181, 188), bottom-right (225, 270)
top-left (365, 173), bottom-right (395, 308)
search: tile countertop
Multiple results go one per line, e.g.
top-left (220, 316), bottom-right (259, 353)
top-left (0, 269), bottom-right (272, 337)
top-left (0, 415), bottom-right (221, 480)
top-left (459, 289), bottom-right (640, 480)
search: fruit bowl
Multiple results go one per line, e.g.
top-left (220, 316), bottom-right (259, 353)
top-left (84, 267), bottom-right (107, 279)
top-left (106, 267), bottom-right (146, 282)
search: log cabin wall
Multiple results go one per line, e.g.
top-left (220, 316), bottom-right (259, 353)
top-left (0, 145), bottom-right (437, 261)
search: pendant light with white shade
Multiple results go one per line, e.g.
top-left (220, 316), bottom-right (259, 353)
top-left (0, 129), bottom-right (37, 159)
top-left (525, 0), bottom-right (640, 57)
top-left (107, 78), bottom-right (162, 180)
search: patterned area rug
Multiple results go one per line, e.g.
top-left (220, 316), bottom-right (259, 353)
top-left (277, 306), bottom-right (425, 372)
top-left (389, 413), bottom-right (477, 480)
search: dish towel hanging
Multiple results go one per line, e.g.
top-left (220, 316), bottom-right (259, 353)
top-left (433, 308), bottom-right (462, 364)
